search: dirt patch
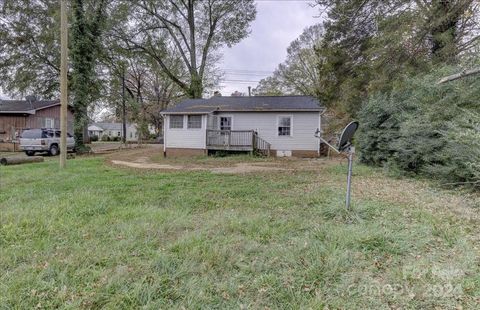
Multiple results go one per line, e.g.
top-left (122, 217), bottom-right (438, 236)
top-left (210, 163), bottom-right (289, 174)
top-left (110, 160), bottom-right (186, 170)
top-left (105, 145), bottom-right (335, 174)
top-left (110, 159), bottom-right (289, 174)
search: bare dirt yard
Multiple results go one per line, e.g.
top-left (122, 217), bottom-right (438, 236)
top-left (105, 145), bottom-right (336, 174)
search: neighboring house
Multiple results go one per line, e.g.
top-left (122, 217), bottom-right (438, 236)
top-left (160, 96), bottom-right (324, 157)
top-left (87, 124), bottom-right (104, 138)
top-left (88, 122), bottom-right (139, 141)
top-left (0, 97), bottom-right (74, 144)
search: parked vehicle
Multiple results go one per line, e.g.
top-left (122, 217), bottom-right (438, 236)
top-left (19, 128), bottom-right (75, 156)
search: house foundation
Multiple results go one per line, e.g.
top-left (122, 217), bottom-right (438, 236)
top-left (165, 148), bottom-right (207, 157)
top-left (291, 150), bottom-right (320, 158)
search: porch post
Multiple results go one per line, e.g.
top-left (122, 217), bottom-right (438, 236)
top-left (251, 130), bottom-right (255, 151)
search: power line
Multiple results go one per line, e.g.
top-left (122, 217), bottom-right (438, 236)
top-left (223, 68), bottom-right (274, 73)
top-left (256, 0), bottom-right (314, 2)
top-left (220, 79), bottom-right (263, 82)
top-left (224, 72), bottom-right (270, 77)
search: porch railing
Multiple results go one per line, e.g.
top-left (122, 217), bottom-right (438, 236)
top-left (206, 130), bottom-right (254, 150)
top-left (206, 129), bottom-right (271, 156)
top-left (253, 133), bottom-right (271, 157)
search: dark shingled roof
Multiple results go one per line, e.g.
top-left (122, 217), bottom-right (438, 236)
top-left (161, 96), bottom-right (323, 114)
top-left (90, 122), bottom-right (133, 131)
top-left (0, 99), bottom-right (60, 114)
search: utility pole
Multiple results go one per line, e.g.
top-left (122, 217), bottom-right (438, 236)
top-left (122, 68), bottom-right (127, 144)
top-left (59, 0), bottom-right (68, 168)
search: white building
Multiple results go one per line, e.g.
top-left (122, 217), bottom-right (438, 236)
top-left (88, 122), bottom-right (139, 141)
top-left (160, 96), bottom-right (324, 157)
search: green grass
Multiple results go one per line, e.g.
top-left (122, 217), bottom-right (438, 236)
top-left (0, 157), bottom-right (479, 309)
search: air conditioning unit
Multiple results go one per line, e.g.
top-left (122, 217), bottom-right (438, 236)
top-left (276, 150), bottom-right (292, 157)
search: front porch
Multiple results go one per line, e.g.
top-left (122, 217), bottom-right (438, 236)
top-left (206, 130), bottom-right (271, 156)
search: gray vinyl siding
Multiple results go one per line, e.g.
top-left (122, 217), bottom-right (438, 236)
top-left (164, 112), bottom-right (321, 152)
top-left (215, 112), bottom-right (320, 151)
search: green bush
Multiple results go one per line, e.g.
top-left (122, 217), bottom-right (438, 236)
top-left (101, 135), bottom-right (109, 142)
top-left (357, 68), bottom-right (480, 188)
top-left (90, 135), bottom-right (99, 142)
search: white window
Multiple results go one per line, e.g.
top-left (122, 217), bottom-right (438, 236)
top-left (220, 116), bottom-right (232, 131)
top-left (278, 116), bottom-right (292, 136)
top-left (170, 115), bottom-right (184, 129)
top-left (187, 115), bottom-right (202, 129)
top-left (45, 118), bottom-right (54, 128)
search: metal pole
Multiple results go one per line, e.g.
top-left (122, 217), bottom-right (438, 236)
top-left (59, 0), bottom-right (68, 169)
top-left (346, 149), bottom-right (354, 211)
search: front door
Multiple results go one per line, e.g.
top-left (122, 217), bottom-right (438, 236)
top-left (219, 117), bottom-right (232, 146)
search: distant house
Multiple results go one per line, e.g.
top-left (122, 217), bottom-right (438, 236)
top-left (88, 122), bottom-right (139, 141)
top-left (160, 96), bottom-right (324, 157)
top-left (0, 97), bottom-right (73, 148)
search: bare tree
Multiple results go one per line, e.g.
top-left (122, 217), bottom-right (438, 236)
top-left (116, 0), bottom-right (256, 98)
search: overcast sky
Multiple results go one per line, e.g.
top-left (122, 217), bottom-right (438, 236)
top-left (218, 0), bottom-right (320, 96)
top-left (0, 0), bottom-right (320, 100)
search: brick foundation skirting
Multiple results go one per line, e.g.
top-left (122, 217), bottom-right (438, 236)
top-left (270, 149), bottom-right (319, 158)
top-left (291, 150), bottom-right (319, 158)
top-left (165, 148), bottom-right (206, 157)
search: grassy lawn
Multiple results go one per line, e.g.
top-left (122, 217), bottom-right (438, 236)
top-left (0, 156), bottom-right (479, 309)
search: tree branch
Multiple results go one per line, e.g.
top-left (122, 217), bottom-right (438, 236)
top-left (437, 67), bottom-right (480, 84)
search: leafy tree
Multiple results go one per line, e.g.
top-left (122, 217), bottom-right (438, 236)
top-left (117, 0), bottom-right (257, 98)
top-left (315, 0), bottom-right (480, 116)
top-left (70, 0), bottom-right (107, 148)
top-left (0, 0), bottom-right (61, 97)
top-left (252, 76), bottom-right (285, 96)
top-left (0, 0), bottom-right (108, 149)
top-left (254, 24), bottom-right (323, 96)
top-left (113, 57), bottom-right (183, 139)
top-left (357, 67), bottom-right (480, 187)
top-left (102, 22), bottom-right (185, 138)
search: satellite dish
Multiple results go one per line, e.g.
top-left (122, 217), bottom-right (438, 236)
top-left (314, 121), bottom-right (359, 211)
top-left (337, 121), bottom-right (359, 152)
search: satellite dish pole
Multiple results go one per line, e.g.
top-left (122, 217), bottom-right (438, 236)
top-left (345, 145), bottom-right (354, 210)
top-left (315, 121), bottom-right (359, 211)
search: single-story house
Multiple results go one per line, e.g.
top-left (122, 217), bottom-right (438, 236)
top-left (0, 97), bottom-right (73, 150)
top-left (160, 95), bottom-right (325, 157)
top-left (88, 122), bottom-right (139, 141)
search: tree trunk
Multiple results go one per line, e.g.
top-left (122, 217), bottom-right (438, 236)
top-left (189, 74), bottom-right (203, 98)
top-left (0, 156), bottom-right (44, 166)
top-left (73, 103), bottom-right (89, 149)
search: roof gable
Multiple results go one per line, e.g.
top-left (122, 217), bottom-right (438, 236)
top-left (0, 99), bottom-right (60, 114)
top-left (90, 122), bottom-right (137, 131)
top-left (162, 96), bottom-right (323, 114)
